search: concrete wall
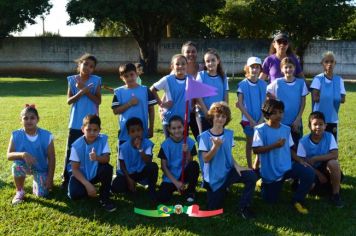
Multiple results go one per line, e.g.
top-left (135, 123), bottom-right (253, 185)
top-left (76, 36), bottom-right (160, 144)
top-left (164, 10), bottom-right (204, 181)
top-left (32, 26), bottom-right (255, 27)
top-left (0, 37), bottom-right (355, 78)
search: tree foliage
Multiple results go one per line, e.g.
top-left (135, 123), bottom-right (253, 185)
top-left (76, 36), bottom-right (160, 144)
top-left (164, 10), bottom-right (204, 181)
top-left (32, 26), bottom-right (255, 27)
top-left (0, 0), bottom-right (52, 37)
top-left (335, 7), bottom-right (356, 39)
top-left (67, 0), bottom-right (224, 74)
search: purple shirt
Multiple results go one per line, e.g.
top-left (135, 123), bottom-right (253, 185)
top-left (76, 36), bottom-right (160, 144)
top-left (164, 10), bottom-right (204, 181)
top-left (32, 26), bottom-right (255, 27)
top-left (262, 54), bottom-right (302, 83)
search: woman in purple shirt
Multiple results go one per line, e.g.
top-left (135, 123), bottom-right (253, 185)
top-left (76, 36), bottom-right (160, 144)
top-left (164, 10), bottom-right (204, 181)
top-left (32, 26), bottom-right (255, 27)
top-left (260, 33), bottom-right (304, 83)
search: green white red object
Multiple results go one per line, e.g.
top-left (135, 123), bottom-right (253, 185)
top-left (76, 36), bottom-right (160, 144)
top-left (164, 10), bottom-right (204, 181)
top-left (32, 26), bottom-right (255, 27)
top-left (134, 204), bottom-right (223, 218)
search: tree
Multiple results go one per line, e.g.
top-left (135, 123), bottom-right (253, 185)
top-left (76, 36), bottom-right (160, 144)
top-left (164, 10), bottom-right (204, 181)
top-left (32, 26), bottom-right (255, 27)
top-left (335, 7), bottom-right (356, 39)
top-left (0, 0), bottom-right (52, 37)
top-left (66, 0), bottom-right (224, 74)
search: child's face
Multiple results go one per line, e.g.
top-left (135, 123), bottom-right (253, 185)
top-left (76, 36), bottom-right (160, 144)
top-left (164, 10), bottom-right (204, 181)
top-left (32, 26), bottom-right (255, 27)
top-left (168, 120), bottom-right (184, 140)
top-left (136, 66), bottom-right (144, 76)
top-left (309, 118), bottom-right (326, 136)
top-left (213, 113), bottom-right (227, 127)
top-left (204, 53), bottom-right (219, 73)
top-left (268, 109), bottom-right (284, 123)
top-left (183, 45), bottom-right (198, 64)
top-left (21, 112), bottom-right (39, 130)
top-left (249, 64), bottom-right (261, 78)
top-left (281, 63), bottom-right (295, 78)
top-left (172, 57), bottom-right (187, 77)
top-left (322, 56), bottom-right (335, 73)
top-left (128, 124), bottom-right (143, 140)
top-left (79, 59), bottom-right (95, 76)
top-left (121, 71), bottom-right (138, 85)
top-left (82, 123), bottom-right (100, 144)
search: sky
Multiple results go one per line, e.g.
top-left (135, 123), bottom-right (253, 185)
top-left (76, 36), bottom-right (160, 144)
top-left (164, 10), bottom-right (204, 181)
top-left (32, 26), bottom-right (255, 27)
top-left (14, 0), bottom-right (94, 37)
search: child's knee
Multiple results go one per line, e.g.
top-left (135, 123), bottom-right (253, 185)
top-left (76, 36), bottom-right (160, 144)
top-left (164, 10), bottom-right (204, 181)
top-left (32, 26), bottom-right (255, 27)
top-left (33, 173), bottom-right (49, 197)
top-left (327, 159), bottom-right (340, 172)
top-left (12, 162), bottom-right (30, 178)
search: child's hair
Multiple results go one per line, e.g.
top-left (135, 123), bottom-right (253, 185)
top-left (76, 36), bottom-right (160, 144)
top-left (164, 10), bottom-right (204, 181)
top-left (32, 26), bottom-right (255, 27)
top-left (280, 57), bottom-right (296, 69)
top-left (204, 48), bottom-right (225, 79)
top-left (82, 114), bottom-right (101, 129)
top-left (207, 101), bottom-right (231, 126)
top-left (262, 99), bottom-right (284, 119)
top-left (244, 57), bottom-right (262, 78)
top-left (75, 53), bottom-right (97, 72)
top-left (321, 51), bottom-right (336, 64)
top-left (181, 41), bottom-right (198, 54)
top-left (168, 115), bottom-right (184, 127)
top-left (20, 104), bottom-right (39, 119)
top-left (119, 63), bottom-right (137, 77)
top-left (135, 62), bottom-right (142, 69)
top-left (308, 111), bottom-right (326, 126)
top-left (171, 54), bottom-right (187, 65)
top-left (126, 117), bottom-right (143, 131)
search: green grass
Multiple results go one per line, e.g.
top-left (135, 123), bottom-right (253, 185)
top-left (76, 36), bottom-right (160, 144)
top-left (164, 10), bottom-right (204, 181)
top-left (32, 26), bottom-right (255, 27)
top-left (0, 75), bottom-right (355, 235)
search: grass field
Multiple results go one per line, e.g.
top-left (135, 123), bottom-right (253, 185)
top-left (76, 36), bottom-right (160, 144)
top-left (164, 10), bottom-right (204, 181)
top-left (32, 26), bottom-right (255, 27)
top-left (0, 75), bottom-right (355, 235)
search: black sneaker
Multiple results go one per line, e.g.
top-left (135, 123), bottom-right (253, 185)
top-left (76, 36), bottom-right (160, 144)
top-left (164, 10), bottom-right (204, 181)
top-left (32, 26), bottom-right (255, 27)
top-left (331, 194), bottom-right (344, 208)
top-left (240, 207), bottom-right (256, 220)
top-left (100, 200), bottom-right (117, 212)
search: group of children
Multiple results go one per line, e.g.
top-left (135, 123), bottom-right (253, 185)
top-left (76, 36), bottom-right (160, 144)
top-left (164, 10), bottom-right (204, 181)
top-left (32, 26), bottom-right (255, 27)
top-left (7, 46), bottom-right (346, 218)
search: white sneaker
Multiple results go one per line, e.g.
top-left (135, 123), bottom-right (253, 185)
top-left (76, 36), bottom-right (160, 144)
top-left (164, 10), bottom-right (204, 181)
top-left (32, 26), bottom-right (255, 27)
top-left (12, 190), bottom-right (25, 205)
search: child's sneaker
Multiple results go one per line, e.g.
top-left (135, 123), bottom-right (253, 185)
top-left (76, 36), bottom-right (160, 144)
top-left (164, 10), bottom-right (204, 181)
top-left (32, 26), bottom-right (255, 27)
top-left (12, 189), bottom-right (25, 205)
top-left (186, 193), bottom-right (195, 203)
top-left (100, 200), bottom-right (117, 212)
top-left (330, 194), bottom-right (344, 208)
top-left (294, 202), bottom-right (308, 214)
top-left (240, 207), bottom-right (256, 220)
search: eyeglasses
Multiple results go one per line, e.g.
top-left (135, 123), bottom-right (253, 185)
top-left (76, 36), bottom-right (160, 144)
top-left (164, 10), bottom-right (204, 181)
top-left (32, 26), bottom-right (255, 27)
top-left (276, 40), bottom-right (288, 45)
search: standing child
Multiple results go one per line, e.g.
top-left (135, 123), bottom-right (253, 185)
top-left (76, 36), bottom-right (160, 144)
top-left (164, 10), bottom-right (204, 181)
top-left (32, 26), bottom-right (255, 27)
top-left (156, 116), bottom-right (200, 203)
top-left (150, 54), bottom-right (190, 138)
top-left (196, 48), bottom-right (229, 132)
top-left (311, 51), bottom-right (346, 141)
top-left (297, 111), bottom-right (343, 207)
top-left (68, 115), bottom-right (116, 212)
top-left (252, 99), bottom-right (315, 214)
top-left (236, 56), bottom-right (267, 169)
top-left (112, 63), bottom-right (156, 145)
top-left (7, 105), bottom-right (55, 204)
top-left (198, 102), bottom-right (257, 219)
top-left (267, 57), bottom-right (308, 146)
top-left (111, 117), bottom-right (158, 200)
top-left (62, 53), bottom-right (102, 187)
top-left (135, 62), bottom-right (143, 85)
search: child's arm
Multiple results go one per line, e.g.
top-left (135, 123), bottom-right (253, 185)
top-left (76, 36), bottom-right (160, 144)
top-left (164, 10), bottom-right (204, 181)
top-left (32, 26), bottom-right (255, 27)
top-left (85, 84), bottom-right (101, 105)
top-left (150, 86), bottom-right (173, 109)
top-left (46, 140), bottom-right (56, 190)
top-left (71, 162), bottom-right (97, 197)
top-left (201, 137), bottom-right (223, 163)
top-left (148, 105), bottom-right (155, 138)
top-left (67, 81), bottom-right (97, 105)
top-left (119, 160), bottom-right (136, 192)
top-left (305, 150), bottom-right (338, 166)
top-left (236, 93), bottom-right (257, 127)
top-left (292, 96), bottom-right (306, 131)
top-left (252, 138), bottom-right (286, 154)
top-left (291, 148), bottom-right (311, 167)
top-left (197, 98), bottom-right (208, 116)
top-left (89, 147), bottom-right (110, 164)
top-left (7, 136), bottom-right (36, 165)
top-left (161, 159), bottom-right (183, 192)
top-left (312, 89), bottom-right (320, 103)
top-left (232, 158), bottom-right (251, 176)
top-left (133, 138), bottom-right (152, 163)
top-left (112, 96), bottom-right (139, 115)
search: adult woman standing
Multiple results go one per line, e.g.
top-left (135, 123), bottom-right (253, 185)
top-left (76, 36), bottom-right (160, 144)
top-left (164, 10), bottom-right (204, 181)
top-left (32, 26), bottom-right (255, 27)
top-left (260, 33), bottom-right (304, 83)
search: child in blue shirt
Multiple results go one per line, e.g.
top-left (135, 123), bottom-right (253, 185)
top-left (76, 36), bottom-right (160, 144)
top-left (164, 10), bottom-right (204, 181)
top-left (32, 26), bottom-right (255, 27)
top-left (198, 102), bottom-right (257, 219)
top-left (111, 117), bottom-right (158, 200)
top-left (267, 57), bottom-right (308, 146)
top-left (156, 116), bottom-right (200, 203)
top-left (252, 99), bottom-right (314, 214)
top-left (237, 56), bottom-right (267, 169)
top-left (62, 54), bottom-right (102, 187)
top-left (68, 115), bottom-right (116, 212)
top-left (311, 51), bottom-right (346, 141)
top-left (297, 111), bottom-right (343, 208)
top-left (7, 105), bottom-right (55, 205)
top-left (112, 63), bottom-right (156, 145)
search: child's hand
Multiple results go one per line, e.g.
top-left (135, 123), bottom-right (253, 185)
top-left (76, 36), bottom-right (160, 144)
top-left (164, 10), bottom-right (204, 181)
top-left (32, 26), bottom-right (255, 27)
top-left (174, 181), bottom-right (184, 193)
top-left (130, 97), bottom-right (139, 106)
top-left (133, 138), bottom-right (142, 150)
top-left (182, 143), bottom-right (188, 153)
top-left (81, 83), bottom-right (94, 94)
top-left (211, 137), bottom-right (223, 148)
top-left (85, 183), bottom-right (97, 197)
top-left (161, 100), bottom-right (173, 109)
top-left (249, 119), bottom-right (257, 127)
top-left (22, 152), bottom-right (36, 165)
top-left (305, 158), bottom-right (315, 166)
top-left (127, 177), bottom-right (136, 192)
top-left (274, 138), bottom-right (286, 148)
top-left (75, 76), bottom-right (85, 89)
top-left (89, 147), bottom-right (97, 161)
top-left (292, 118), bottom-right (301, 132)
top-left (45, 177), bottom-right (54, 191)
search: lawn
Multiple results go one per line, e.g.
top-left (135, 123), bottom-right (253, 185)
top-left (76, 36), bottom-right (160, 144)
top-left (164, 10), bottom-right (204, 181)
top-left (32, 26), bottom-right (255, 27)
top-left (0, 75), bottom-right (355, 235)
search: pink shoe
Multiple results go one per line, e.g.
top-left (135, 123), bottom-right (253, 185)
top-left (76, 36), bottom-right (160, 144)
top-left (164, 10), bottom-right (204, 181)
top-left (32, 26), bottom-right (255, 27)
top-left (12, 190), bottom-right (25, 205)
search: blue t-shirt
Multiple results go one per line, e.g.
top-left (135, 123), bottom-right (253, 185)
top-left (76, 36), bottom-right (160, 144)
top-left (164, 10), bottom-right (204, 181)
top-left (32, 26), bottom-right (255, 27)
top-left (71, 134), bottom-right (109, 181)
top-left (67, 75), bottom-right (101, 129)
top-left (158, 137), bottom-right (197, 183)
top-left (118, 138), bottom-right (154, 175)
top-left (12, 128), bottom-right (52, 173)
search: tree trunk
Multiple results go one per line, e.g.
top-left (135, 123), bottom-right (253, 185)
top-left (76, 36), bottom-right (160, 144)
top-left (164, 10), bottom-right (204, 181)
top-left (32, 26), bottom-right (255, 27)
top-left (295, 41), bottom-right (310, 70)
top-left (135, 38), bottom-right (160, 75)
